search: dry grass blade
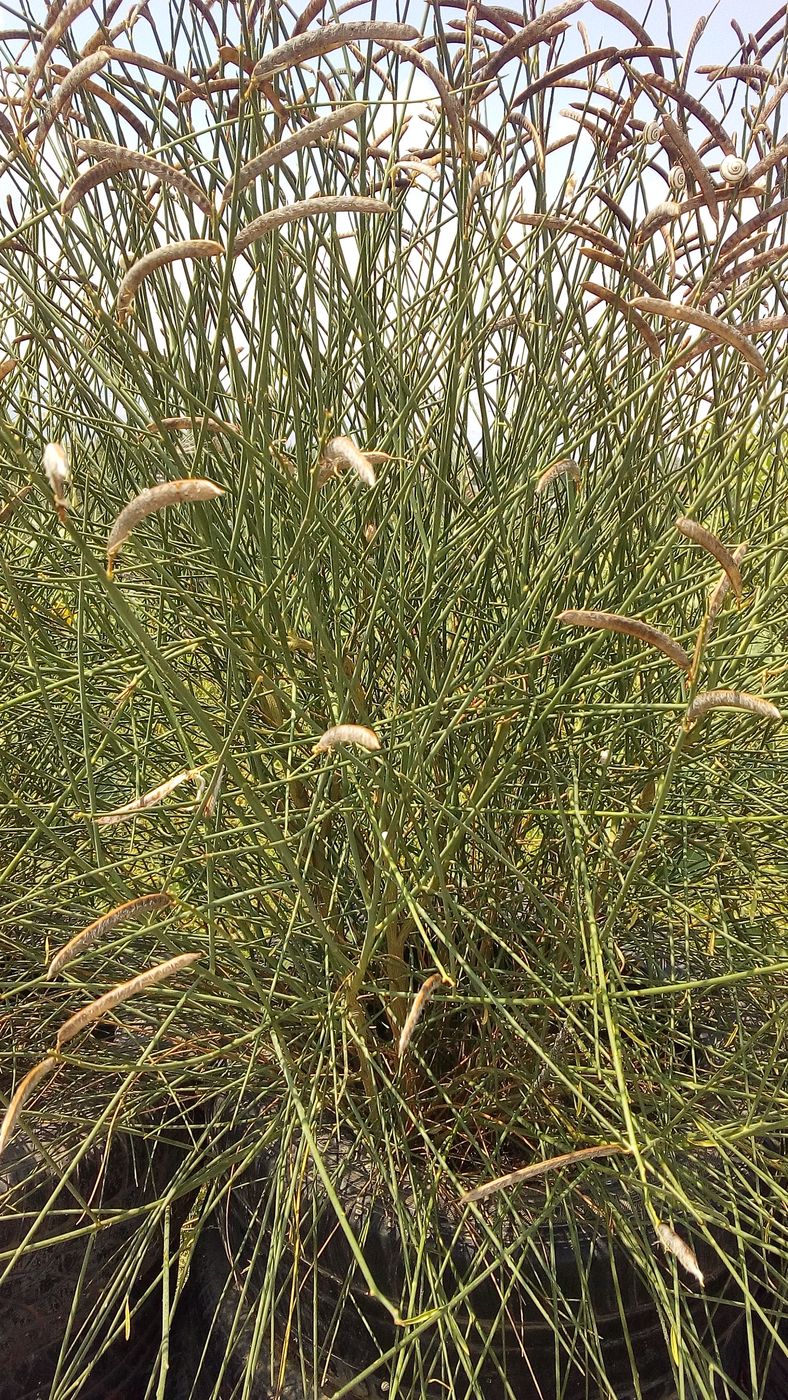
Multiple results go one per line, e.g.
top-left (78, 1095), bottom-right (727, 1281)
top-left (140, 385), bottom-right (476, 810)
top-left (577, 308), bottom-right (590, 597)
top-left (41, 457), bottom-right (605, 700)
top-left (47, 892), bottom-right (173, 978)
top-left (630, 298), bottom-right (767, 381)
top-left (535, 457), bottom-right (581, 494)
top-left (583, 283), bottom-right (662, 358)
top-left (35, 49), bottom-right (110, 148)
top-left (460, 1143), bottom-right (630, 1204)
top-left (675, 518), bottom-right (743, 600)
top-left (0, 1058), bottom-right (58, 1157)
top-left (75, 139), bottom-right (214, 219)
top-left (655, 1224), bottom-right (705, 1286)
top-left (250, 23), bottom-right (421, 85)
top-left (684, 690), bottom-right (782, 728)
top-left (312, 724), bottom-right (381, 754)
top-left (107, 478), bottom-right (224, 568)
top-left (22, 0), bottom-right (94, 116)
top-left (558, 609), bottom-right (691, 671)
top-left (89, 769), bottom-right (200, 826)
top-left (116, 240), bottom-right (223, 322)
top-left (55, 953), bottom-right (201, 1048)
top-left (221, 103), bottom-right (366, 207)
top-left (234, 197), bottom-right (390, 255)
top-left (398, 973), bottom-right (446, 1056)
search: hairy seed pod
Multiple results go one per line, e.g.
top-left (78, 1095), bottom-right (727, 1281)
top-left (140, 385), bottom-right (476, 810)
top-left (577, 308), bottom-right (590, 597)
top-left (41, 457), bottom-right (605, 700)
top-left (91, 770), bottom-right (201, 826)
top-left (234, 196), bottom-right (390, 255)
top-left (656, 1224), bottom-right (704, 1287)
top-left (221, 102), bottom-right (366, 208)
top-left (75, 139), bottom-right (214, 218)
top-left (460, 1143), bottom-right (629, 1204)
top-left (558, 609), bottom-right (691, 671)
top-left (312, 723), bottom-right (381, 754)
top-left (250, 22), bottom-right (420, 84)
top-left (535, 457), bottom-right (582, 494)
top-left (631, 298), bottom-right (766, 381)
top-left (719, 154), bottom-right (748, 183)
top-left (0, 1059), bottom-right (58, 1157)
top-left (634, 201), bottom-right (681, 242)
top-left (47, 892), bottom-right (173, 977)
top-left (675, 517), bottom-right (743, 600)
top-left (684, 690), bottom-right (781, 729)
top-left (107, 478), bottom-right (224, 569)
top-left (55, 953), bottom-right (201, 1048)
top-left (116, 240), bottom-right (223, 321)
top-left (398, 972), bottom-right (446, 1056)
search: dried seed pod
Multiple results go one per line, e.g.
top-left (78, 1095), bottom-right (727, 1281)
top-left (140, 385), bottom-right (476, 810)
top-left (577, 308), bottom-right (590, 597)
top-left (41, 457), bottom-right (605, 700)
top-left (460, 1143), bottom-right (629, 1205)
top-left (535, 457), bottom-right (581, 494)
top-left (684, 690), bottom-right (781, 728)
top-left (47, 892), bottom-right (173, 978)
top-left (74, 139), bottom-right (214, 218)
top-left (634, 201), bottom-right (682, 242)
top-left (107, 478), bottom-right (224, 569)
top-left (582, 283), bottom-right (662, 358)
top-left (398, 973), bottom-right (447, 1056)
top-left (708, 542), bottom-right (749, 624)
top-left (318, 435), bottom-right (378, 487)
top-left (233, 196), bottom-right (390, 255)
top-left (91, 770), bottom-right (201, 826)
top-left (0, 1059), bottom-right (57, 1158)
top-left (221, 103), bottom-right (366, 207)
top-left (660, 115), bottom-right (719, 221)
top-left (630, 297), bottom-right (767, 381)
top-left (62, 158), bottom-right (126, 215)
top-left (675, 518), bottom-right (743, 600)
top-left (22, 0), bottom-right (94, 116)
top-left (35, 49), bottom-right (111, 148)
top-left (578, 247), bottom-right (665, 299)
top-left (558, 609), bottom-right (691, 671)
top-left (146, 416), bottom-right (241, 439)
top-left (116, 240), bottom-right (223, 322)
top-left (250, 22), bottom-right (420, 84)
top-left (55, 953), bottom-right (201, 1048)
top-left (719, 154), bottom-right (748, 183)
top-left (43, 441), bottom-right (70, 521)
top-left (473, 1), bottom-right (582, 86)
top-left (656, 1224), bottom-right (704, 1287)
top-left (312, 723), bottom-right (381, 754)
top-left (668, 163), bottom-right (687, 193)
top-left (0, 357), bottom-right (16, 381)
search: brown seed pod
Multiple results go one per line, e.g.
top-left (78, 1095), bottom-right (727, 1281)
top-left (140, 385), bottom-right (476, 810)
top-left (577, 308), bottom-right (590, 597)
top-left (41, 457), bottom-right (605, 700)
top-left (220, 102), bottom-right (366, 207)
top-left (74, 139), bottom-right (214, 218)
top-left (460, 1143), bottom-right (630, 1205)
top-left (47, 892), bottom-right (173, 978)
top-left (513, 212), bottom-right (623, 257)
top-left (707, 542), bottom-right (749, 625)
top-left (319, 435), bottom-right (378, 487)
top-left (660, 114), bottom-right (718, 221)
top-left (312, 723), bottom-right (381, 754)
top-left (35, 49), bottom-right (111, 148)
top-left (630, 297), bottom-right (767, 381)
top-left (634, 201), bottom-right (682, 243)
top-left (250, 22), bottom-right (420, 85)
top-left (22, 0), bottom-right (95, 116)
top-left (473, 0), bottom-right (582, 85)
top-left (107, 478), bottom-right (224, 569)
top-left (43, 441), bottom-right (70, 521)
top-left (684, 690), bottom-right (781, 729)
top-left (99, 46), bottom-right (206, 99)
top-left (578, 247), bottom-right (665, 299)
top-left (55, 953), bottom-right (201, 1049)
top-left (715, 196), bottom-right (788, 272)
top-left (582, 283), bottom-right (662, 358)
top-left (233, 196), bottom-right (390, 255)
top-left (535, 456), bottom-right (582, 494)
top-left (116, 239), bottom-right (223, 322)
top-left (0, 1058), bottom-right (58, 1158)
top-left (146, 415), bottom-right (242, 439)
top-left (655, 1224), bottom-right (705, 1287)
top-left (398, 973), bottom-right (448, 1056)
top-left (365, 42), bottom-right (464, 151)
top-left (90, 770), bottom-right (201, 827)
top-left (675, 518), bottom-right (743, 600)
top-left (558, 609), bottom-right (691, 671)
top-left (62, 158), bottom-right (122, 215)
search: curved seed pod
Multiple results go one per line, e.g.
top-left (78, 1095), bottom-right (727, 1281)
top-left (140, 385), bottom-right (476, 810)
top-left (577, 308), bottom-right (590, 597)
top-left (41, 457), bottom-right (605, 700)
top-left (582, 283), bottom-right (662, 358)
top-left (22, 0), bottom-right (94, 116)
top-left (55, 952), bottom-right (201, 1048)
top-left (634, 200), bottom-right (682, 242)
top-left (0, 357), bottom-right (17, 381)
top-left (116, 239), bottom-right (223, 321)
top-left (100, 46), bottom-right (205, 98)
top-left (535, 456), bottom-right (581, 494)
top-left (62, 158), bottom-right (121, 215)
top-left (474, 1), bottom-right (582, 85)
top-left (234, 197), bottom-right (389, 255)
top-left (320, 435), bottom-right (377, 487)
top-left (43, 441), bottom-right (70, 521)
top-left (0, 1058), bottom-right (57, 1157)
top-left (460, 1143), bottom-right (629, 1204)
top-left (684, 690), bottom-right (781, 728)
top-left (745, 138), bottom-right (788, 187)
top-left (656, 1224), bottom-right (704, 1287)
top-left (250, 22), bottom-right (420, 84)
top-left (146, 415), bottom-right (241, 438)
top-left (36, 49), bottom-right (110, 148)
top-left (660, 115), bottom-right (718, 221)
top-left (398, 973), bottom-right (447, 1057)
top-left (558, 609), bottom-right (691, 671)
top-left (640, 78), bottom-right (738, 156)
top-left (578, 247), bottom-right (665, 299)
top-left (221, 102), bottom-right (366, 207)
top-left (75, 139), bottom-right (214, 218)
top-left (675, 517), bottom-right (743, 600)
top-left (708, 542), bottom-right (748, 624)
top-left (513, 212), bottom-right (622, 257)
top-left (630, 297), bottom-right (767, 382)
top-left (380, 43), bottom-right (464, 150)
top-left (91, 770), bottom-right (201, 826)
top-left (312, 723), bottom-right (381, 754)
top-left (589, 0), bottom-right (663, 73)
top-left (47, 891), bottom-right (173, 978)
top-left (719, 154), bottom-right (748, 183)
top-left (715, 196), bottom-right (788, 272)
top-left (107, 477), bottom-right (224, 568)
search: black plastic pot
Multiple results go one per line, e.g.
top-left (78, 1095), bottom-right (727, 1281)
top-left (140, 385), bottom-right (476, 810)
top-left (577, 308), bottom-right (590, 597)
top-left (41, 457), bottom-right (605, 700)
top-left (0, 1127), bottom-right (189, 1400)
top-left (166, 1132), bottom-right (746, 1400)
